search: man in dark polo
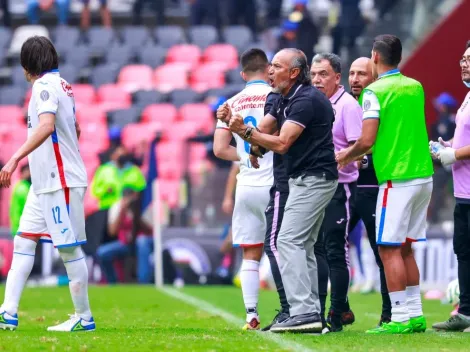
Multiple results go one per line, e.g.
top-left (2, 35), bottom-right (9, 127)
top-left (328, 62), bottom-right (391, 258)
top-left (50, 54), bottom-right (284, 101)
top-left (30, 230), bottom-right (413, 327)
top-left (228, 48), bottom-right (338, 333)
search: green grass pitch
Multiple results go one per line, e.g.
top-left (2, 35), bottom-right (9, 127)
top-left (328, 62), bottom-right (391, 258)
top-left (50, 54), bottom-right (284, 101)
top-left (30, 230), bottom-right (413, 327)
top-left (0, 285), bottom-right (468, 351)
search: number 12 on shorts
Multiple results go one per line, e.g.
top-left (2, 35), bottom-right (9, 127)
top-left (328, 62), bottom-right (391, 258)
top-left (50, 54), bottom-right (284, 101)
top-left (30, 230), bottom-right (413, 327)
top-left (52, 206), bottom-right (63, 224)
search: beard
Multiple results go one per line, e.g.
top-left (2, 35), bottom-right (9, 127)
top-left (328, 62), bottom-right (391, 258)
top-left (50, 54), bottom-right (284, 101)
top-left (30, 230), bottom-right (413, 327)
top-left (271, 79), bottom-right (290, 94)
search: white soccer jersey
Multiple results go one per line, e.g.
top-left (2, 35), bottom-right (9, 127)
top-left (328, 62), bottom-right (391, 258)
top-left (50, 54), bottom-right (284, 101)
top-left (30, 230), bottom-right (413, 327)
top-left (216, 81), bottom-right (274, 187)
top-left (27, 70), bottom-right (88, 194)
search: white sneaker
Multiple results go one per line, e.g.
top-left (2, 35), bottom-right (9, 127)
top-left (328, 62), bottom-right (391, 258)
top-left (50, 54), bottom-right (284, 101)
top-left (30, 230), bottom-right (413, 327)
top-left (47, 314), bottom-right (95, 332)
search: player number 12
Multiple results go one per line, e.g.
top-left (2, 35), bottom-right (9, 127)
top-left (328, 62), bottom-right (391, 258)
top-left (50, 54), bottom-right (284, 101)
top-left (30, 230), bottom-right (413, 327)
top-left (52, 206), bottom-right (63, 224)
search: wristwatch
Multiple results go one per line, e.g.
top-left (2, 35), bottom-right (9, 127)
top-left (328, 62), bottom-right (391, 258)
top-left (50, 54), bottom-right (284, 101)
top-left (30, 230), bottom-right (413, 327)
top-left (361, 155), bottom-right (369, 169)
top-left (243, 127), bottom-right (254, 141)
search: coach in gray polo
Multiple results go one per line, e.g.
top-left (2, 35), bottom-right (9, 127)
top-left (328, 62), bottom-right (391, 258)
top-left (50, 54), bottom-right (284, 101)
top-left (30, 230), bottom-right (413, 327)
top-left (228, 48), bottom-right (338, 333)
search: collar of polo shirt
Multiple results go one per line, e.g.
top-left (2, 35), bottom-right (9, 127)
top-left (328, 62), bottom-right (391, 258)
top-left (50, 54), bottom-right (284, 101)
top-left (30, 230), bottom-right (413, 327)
top-left (282, 82), bottom-right (303, 100)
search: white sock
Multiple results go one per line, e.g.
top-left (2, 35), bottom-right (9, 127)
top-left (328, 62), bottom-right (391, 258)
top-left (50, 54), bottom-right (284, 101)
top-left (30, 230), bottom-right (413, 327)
top-left (406, 285), bottom-right (423, 318)
top-left (389, 290), bottom-right (410, 323)
top-left (59, 246), bottom-right (92, 321)
top-left (2, 236), bottom-right (37, 315)
top-left (240, 259), bottom-right (260, 321)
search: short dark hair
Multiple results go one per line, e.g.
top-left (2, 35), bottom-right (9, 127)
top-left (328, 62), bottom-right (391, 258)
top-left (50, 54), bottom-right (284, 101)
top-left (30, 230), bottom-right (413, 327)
top-left (240, 48), bottom-right (269, 74)
top-left (20, 36), bottom-right (59, 77)
top-left (372, 34), bottom-right (402, 66)
top-left (312, 53), bottom-right (342, 74)
top-left (286, 48), bottom-right (311, 85)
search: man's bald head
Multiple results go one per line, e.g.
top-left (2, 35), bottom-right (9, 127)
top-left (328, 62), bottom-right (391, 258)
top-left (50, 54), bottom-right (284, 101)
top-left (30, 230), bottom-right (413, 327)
top-left (269, 48), bottom-right (311, 95)
top-left (349, 57), bottom-right (375, 99)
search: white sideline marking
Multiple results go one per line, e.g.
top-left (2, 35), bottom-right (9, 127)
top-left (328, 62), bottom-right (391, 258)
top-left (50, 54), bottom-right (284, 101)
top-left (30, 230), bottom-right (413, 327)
top-left (161, 287), bottom-right (316, 352)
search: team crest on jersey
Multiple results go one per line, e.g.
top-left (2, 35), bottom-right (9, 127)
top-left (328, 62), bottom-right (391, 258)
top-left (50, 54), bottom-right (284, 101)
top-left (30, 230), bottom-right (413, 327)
top-left (230, 94), bottom-right (267, 112)
top-left (61, 80), bottom-right (74, 97)
top-left (363, 100), bottom-right (371, 111)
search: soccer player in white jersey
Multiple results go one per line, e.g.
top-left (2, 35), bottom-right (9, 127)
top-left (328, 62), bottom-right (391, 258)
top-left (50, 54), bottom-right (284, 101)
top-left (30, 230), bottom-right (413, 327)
top-left (213, 48), bottom-right (274, 330)
top-left (0, 36), bottom-right (94, 332)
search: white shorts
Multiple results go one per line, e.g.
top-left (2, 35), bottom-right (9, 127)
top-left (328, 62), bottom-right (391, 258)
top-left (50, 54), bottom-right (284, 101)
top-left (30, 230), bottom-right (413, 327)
top-left (376, 180), bottom-right (433, 246)
top-left (17, 187), bottom-right (87, 248)
top-left (232, 185), bottom-right (271, 247)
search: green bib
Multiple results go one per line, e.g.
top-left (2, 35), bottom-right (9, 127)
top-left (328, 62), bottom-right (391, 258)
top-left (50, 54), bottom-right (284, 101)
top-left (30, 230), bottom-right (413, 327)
top-left (360, 73), bottom-right (433, 185)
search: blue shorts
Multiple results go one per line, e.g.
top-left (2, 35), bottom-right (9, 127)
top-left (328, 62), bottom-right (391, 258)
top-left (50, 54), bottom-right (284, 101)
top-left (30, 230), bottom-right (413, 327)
top-left (82, 0), bottom-right (107, 5)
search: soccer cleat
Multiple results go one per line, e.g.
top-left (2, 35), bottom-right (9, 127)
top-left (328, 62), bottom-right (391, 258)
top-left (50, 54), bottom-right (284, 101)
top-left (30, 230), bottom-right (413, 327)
top-left (366, 321), bottom-right (413, 334)
top-left (432, 314), bottom-right (470, 332)
top-left (47, 314), bottom-right (95, 332)
top-left (341, 310), bottom-right (355, 326)
top-left (410, 316), bottom-right (427, 333)
top-left (326, 310), bottom-right (343, 332)
top-left (378, 315), bottom-right (391, 327)
top-left (242, 317), bottom-right (260, 331)
top-left (0, 310), bottom-right (18, 330)
top-left (270, 313), bottom-right (322, 333)
top-left (261, 310), bottom-right (289, 331)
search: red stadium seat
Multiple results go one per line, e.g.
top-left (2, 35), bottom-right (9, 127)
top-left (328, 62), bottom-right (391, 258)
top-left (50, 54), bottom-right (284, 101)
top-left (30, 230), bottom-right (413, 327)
top-left (97, 100), bottom-right (132, 112)
top-left (72, 84), bottom-right (96, 105)
top-left (84, 189), bottom-right (99, 217)
top-left (117, 65), bottom-right (154, 93)
top-left (153, 63), bottom-right (190, 92)
top-left (121, 122), bottom-right (164, 149)
top-left (163, 121), bottom-right (205, 140)
top-left (141, 104), bottom-right (178, 124)
top-left (157, 179), bottom-right (181, 209)
top-left (166, 44), bottom-right (202, 69)
top-left (158, 160), bottom-right (184, 180)
top-left (190, 63), bottom-right (226, 92)
top-left (179, 103), bottom-right (213, 127)
top-left (156, 141), bottom-right (184, 162)
top-left (189, 143), bottom-right (208, 162)
top-left (97, 84), bottom-right (132, 105)
top-left (0, 106), bottom-right (24, 125)
top-left (203, 44), bottom-right (239, 69)
top-left (75, 105), bottom-right (107, 124)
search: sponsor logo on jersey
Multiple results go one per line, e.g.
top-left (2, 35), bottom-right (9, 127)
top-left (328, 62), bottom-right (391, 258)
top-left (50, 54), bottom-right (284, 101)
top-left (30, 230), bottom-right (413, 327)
top-left (230, 94), bottom-right (267, 112)
top-left (61, 80), bottom-right (74, 98)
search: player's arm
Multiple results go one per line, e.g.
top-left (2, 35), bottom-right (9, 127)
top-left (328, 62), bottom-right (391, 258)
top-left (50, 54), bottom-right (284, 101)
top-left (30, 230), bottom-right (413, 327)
top-left (230, 97), bottom-right (310, 155)
top-left (213, 126), bottom-right (239, 161)
top-left (0, 113), bottom-right (56, 188)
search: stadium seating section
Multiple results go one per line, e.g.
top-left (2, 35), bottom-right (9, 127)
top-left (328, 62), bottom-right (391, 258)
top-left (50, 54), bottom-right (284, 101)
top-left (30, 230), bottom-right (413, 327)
top-left (0, 24), bottom-right (255, 227)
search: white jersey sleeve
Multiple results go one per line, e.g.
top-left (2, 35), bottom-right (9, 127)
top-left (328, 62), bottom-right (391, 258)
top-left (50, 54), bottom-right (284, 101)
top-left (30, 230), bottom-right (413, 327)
top-left (362, 90), bottom-right (381, 120)
top-left (226, 82), bottom-right (274, 187)
top-left (27, 71), bottom-right (88, 194)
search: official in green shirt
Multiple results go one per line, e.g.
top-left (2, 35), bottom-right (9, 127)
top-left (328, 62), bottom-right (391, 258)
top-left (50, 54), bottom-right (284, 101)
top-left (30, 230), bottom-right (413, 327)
top-left (91, 145), bottom-right (146, 210)
top-left (9, 165), bottom-right (31, 236)
top-left (336, 34), bottom-right (433, 335)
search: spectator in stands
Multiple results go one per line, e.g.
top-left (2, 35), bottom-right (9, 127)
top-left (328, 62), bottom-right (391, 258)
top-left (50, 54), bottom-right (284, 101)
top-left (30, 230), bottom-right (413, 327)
top-left (0, 0), bottom-right (11, 27)
top-left (9, 165), bottom-right (31, 237)
top-left (81, 0), bottom-right (112, 30)
top-left (332, 0), bottom-right (365, 61)
top-left (278, 1), bottom-right (319, 63)
top-left (97, 182), bottom-right (181, 284)
top-left (429, 93), bottom-right (458, 223)
top-left (26, 0), bottom-right (70, 25)
top-left (188, 0), bottom-right (221, 30)
top-left (97, 185), bottom-right (148, 284)
top-left (91, 144), bottom-right (146, 211)
top-left (227, 0), bottom-right (257, 39)
top-left (133, 0), bottom-right (165, 25)
top-left (265, 0), bottom-right (282, 28)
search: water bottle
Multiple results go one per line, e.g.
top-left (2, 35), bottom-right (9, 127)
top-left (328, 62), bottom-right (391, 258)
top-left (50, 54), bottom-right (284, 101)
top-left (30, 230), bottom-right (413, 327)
top-left (431, 142), bottom-right (444, 154)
